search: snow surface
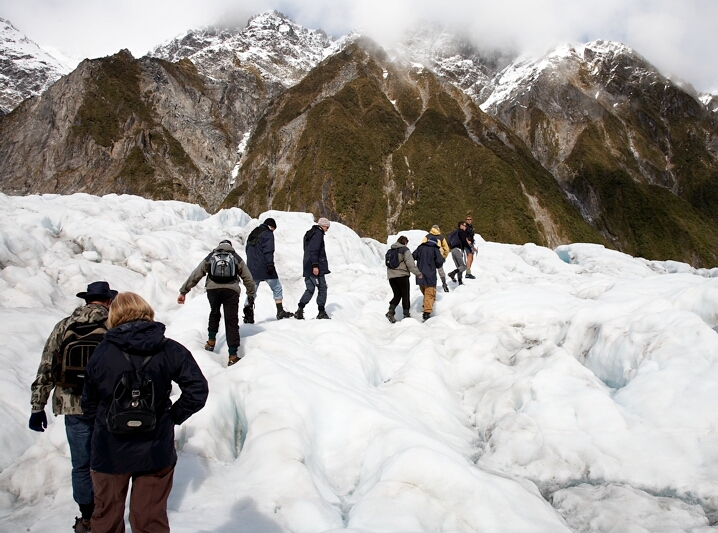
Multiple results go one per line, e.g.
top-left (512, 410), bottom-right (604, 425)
top-left (1, 193), bottom-right (718, 532)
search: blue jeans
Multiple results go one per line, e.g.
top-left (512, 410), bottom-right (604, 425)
top-left (65, 415), bottom-right (94, 506)
top-left (245, 278), bottom-right (283, 305)
top-left (299, 275), bottom-right (327, 309)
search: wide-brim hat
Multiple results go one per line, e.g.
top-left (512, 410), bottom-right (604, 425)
top-left (76, 281), bottom-right (118, 301)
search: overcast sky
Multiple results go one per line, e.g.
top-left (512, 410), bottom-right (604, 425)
top-left (1, 0), bottom-right (717, 93)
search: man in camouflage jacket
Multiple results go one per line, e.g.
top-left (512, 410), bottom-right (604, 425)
top-left (30, 281), bottom-right (116, 533)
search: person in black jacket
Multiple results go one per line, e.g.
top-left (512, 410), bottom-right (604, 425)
top-left (447, 221), bottom-right (471, 285)
top-left (296, 217), bottom-right (331, 320)
top-left (243, 218), bottom-right (294, 322)
top-left (412, 239), bottom-right (445, 321)
top-left (464, 214), bottom-right (478, 279)
top-left (82, 292), bottom-right (208, 533)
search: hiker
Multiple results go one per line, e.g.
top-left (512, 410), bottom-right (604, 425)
top-left (447, 221), bottom-right (472, 285)
top-left (421, 224), bottom-right (451, 292)
top-left (296, 217), bottom-right (331, 320)
top-left (385, 235), bottom-right (423, 322)
top-left (243, 217), bottom-right (294, 323)
top-left (29, 281), bottom-right (117, 533)
top-left (412, 238), bottom-right (445, 321)
top-left (82, 292), bottom-right (208, 533)
top-left (464, 214), bottom-right (478, 279)
top-left (177, 239), bottom-right (256, 366)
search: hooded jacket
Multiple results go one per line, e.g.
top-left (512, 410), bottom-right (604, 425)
top-left (246, 224), bottom-right (278, 281)
top-left (387, 241), bottom-right (422, 279)
top-left (412, 241), bottom-right (445, 287)
top-left (179, 242), bottom-right (256, 298)
top-left (82, 320), bottom-right (208, 474)
top-left (303, 225), bottom-right (330, 277)
top-left (31, 303), bottom-right (109, 416)
top-left (421, 228), bottom-right (450, 259)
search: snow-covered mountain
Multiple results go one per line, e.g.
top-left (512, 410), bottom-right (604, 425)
top-left (0, 18), bottom-right (74, 115)
top-left (149, 11), bottom-right (344, 88)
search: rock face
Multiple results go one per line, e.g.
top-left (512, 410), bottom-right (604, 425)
top-left (0, 12), bottom-right (339, 210)
top-left (223, 38), bottom-right (603, 247)
top-left (0, 18), bottom-right (73, 114)
top-left (479, 41), bottom-right (718, 265)
top-left (2, 14), bottom-right (718, 265)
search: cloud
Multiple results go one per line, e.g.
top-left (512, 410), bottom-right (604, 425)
top-left (1, 0), bottom-right (717, 93)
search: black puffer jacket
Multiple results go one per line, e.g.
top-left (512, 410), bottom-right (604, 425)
top-left (302, 225), bottom-right (330, 277)
top-left (82, 320), bottom-right (208, 474)
top-left (246, 224), bottom-right (277, 281)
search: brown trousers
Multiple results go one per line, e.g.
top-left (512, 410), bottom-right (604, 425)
top-left (419, 285), bottom-right (437, 313)
top-left (91, 465), bottom-right (174, 533)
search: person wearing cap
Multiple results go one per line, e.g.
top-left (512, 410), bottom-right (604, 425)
top-left (243, 217), bottom-right (294, 322)
top-left (29, 281), bottom-right (117, 533)
top-left (420, 225), bottom-right (451, 293)
top-left (464, 214), bottom-right (478, 279)
top-left (177, 240), bottom-right (256, 366)
top-left (296, 217), bottom-right (331, 320)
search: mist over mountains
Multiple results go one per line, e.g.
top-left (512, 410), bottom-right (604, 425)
top-left (1, 11), bottom-right (718, 266)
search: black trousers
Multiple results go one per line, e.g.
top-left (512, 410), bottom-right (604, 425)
top-left (389, 277), bottom-right (411, 313)
top-left (207, 288), bottom-right (240, 348)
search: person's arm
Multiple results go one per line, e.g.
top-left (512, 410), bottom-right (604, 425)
top-left (178, 258), bottom-right (209, 303)
top-left (404, 249), bottom-right (423, 277)
top-left (168, 342), bottom-right (209, 425)
top-left (30, 317), bottom-right (68, 413)
top-left (263, 232), bottom-right (277, 277)
top-left (238, 260), bottom-right (256, 299)
top-left (435, 248), bottom-right (445, 268)
top-left (307, 229), bottom-right (323, 276)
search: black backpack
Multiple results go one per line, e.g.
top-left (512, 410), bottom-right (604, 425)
top-left (385, 246), bottom-right (407, 268)
top-left (106, 350), bottom-right (162, 434)
top-left (54, 321), bottom-right (107, 391)
top-left (447, 230), bottom-right (461, 249)
top-left (208, 250), bottom-right (238, 283)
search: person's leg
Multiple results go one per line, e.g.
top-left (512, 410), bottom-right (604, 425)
top-left (316, 276), bottom-right (328, 309)
top-left (451, 248), bottom-right (466, 274)
top-left (128, 465), bottom-right (175, 533)
top-left (423, 286), bottom-right (436, 314)
top-left (388, 277), bottom-right (403, 308)
top-left (222, 289), bottom-right (240, 351)
top-left (206, 289), bottom-right (222, 340)
top-left (298, 277), bottom-right (316, 308)
top-left (244, 280), bottom-right (262, 307)
top-left (65, 415), bottom-right (94, 522)
top-left (91, 471), bottom-right (131, 533)
top-left (466, 251), bottom-right (474, 275)
top-left (398, 276), bottom-right (411, 315)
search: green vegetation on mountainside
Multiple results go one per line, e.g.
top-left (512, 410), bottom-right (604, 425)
top-left (567, 122), bottom-right (718, 266)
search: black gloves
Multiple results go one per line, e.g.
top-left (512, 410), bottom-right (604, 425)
top-left (266, 263), bottom-right (277, 277)
top-left (29, 411), bottom-right (47, 432)
top-left (247, 296), bottom-right (255, 308)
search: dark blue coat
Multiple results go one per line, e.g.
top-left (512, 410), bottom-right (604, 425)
top-left (246, 224), bottom-right (278, 281)
top-left (412, 241), bottom-right (444, 287)
top-left (82, 320), bottom-right (208, 474)
top-left (302, 225), bottom-right (330, 277)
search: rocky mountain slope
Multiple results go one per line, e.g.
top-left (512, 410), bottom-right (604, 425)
top-left (479, 41), bottom-right (718, 265)
top-left (1, 13), bottom-right (718, 265)
top-left (0, 18), bottom-right (73, 115)
top-left (0, 12), bottom-right (340, 210)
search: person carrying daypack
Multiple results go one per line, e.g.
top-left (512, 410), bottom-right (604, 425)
top-left (29, 281), bottom-right (117, 533)
top-left (464, 214), bottom-right (479, 279)
top-left (447, 221), bottom-right (472, 285)
top-left (177, 240), bottom-right (256, 366)
top-left (385, 235), bottom-right (423, 323)
top-left (420, 225), bottom-right (451, 293)
top-left (412, 238), bottom-right (445, 321)
top-left (82, 292), bottom-right (208, 533)
top-left (296, 217), bottom-right (332, 320)
top-left (243, 217), bottom-right (294, 323)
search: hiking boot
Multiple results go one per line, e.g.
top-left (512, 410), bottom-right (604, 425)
top-left (228, 354), bottom-right (241, 366)
top-left (403, 312), bottom-right (411, 318)
top-left (243, 306), bottom-right (254, 324)
top-left (73, 517), bottom-right (91, 533)
top-left (442, 283), bottom-right (449, 293)
top-left (317, 310), bottom-right (331, 320)
top-left (448, 270), bottom-right (457, 283)
top-left (422, 312), bottom-right (431, 322)
top-left (276, 309), bottom-right (294, 320)
top-left (385, 311), bottom-right (397, 324)
top-left (465, 273), bottom-right (476, 279)
top-left (204, 339), bottom-right (216, 352)
top-left (294, 308), bottom-right (304, 320)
